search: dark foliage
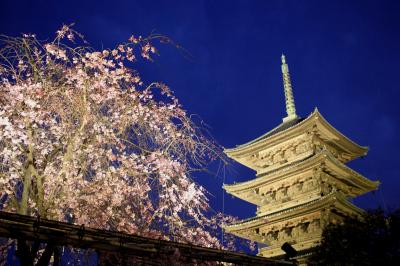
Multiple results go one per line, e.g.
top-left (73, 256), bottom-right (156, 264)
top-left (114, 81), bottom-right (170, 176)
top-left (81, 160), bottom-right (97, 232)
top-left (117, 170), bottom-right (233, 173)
top-left (308, 209), bottom-right (400, 266)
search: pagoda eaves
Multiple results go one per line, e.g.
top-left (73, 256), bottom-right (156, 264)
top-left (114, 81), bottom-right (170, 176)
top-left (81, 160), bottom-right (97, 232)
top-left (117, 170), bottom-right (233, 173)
top-left (223, 150), bottom-right (379, 207)
top-left (224, 109), bottom-right (368, 172)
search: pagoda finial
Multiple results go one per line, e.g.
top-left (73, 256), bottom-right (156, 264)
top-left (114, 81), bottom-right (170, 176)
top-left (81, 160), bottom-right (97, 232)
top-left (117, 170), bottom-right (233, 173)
top-left (281, 54), bottom-right (298, 122)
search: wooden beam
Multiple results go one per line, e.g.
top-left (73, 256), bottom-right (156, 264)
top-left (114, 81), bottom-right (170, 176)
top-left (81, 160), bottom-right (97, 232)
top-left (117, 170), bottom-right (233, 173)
top-left (0, 211), bottom-right (292, 265)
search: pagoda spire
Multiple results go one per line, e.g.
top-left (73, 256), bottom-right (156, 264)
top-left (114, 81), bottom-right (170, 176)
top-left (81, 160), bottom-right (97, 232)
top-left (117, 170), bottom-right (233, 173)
top-left (281, 54), bottom-right (298, 122)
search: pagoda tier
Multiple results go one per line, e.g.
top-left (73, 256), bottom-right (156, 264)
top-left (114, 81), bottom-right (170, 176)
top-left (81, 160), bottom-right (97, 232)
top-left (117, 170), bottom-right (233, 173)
top-left (223, 150), bottom-right (379, 214)
top-left (223, 191), bottom-right (362, 258)
top-left (224, 109), bottom-right (368, 173)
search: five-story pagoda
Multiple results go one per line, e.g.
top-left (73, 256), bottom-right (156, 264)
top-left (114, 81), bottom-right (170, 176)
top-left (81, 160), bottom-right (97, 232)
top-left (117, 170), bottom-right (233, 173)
top-left (222, 55), bottom-right (380, 261)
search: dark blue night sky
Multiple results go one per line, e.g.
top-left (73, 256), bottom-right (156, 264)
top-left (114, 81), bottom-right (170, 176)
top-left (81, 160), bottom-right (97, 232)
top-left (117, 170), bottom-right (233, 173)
top-left (1, 0), bottom-right (399, 221)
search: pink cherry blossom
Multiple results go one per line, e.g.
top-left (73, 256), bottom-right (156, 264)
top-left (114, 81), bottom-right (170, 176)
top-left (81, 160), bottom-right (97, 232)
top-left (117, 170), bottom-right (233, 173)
top-left (0, 26), bottom-right (241, 258)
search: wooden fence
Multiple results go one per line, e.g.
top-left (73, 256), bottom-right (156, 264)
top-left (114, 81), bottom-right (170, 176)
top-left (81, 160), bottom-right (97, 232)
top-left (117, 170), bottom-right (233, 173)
top-left (0, 211), bottom-right (293, 265)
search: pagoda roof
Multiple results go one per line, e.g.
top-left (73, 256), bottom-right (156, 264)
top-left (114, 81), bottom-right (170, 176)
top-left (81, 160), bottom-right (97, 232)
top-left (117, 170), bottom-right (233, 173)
top-left (223, 191), bottom-right (362, 240)
top-left (223, 150), bottom-right (379, 206)
top-left (244, 116), bottom-right (305, 143)
top-left (224, 108), bottom-right (368, 164)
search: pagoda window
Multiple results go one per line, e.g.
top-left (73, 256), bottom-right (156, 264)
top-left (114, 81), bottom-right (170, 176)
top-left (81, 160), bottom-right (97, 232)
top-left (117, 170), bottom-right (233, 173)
top-left (276, 189), bottom-right (284, 201)
top-left (304, 178), bottom-right (314, 191)
top-left (287, 185), bottom-right (296, 197)
top-left (291, 225), bottom-right (301, 238)
top-left (308, 219), bottom-right (321, 233)
top-left (267, 231), bottom-right (278, 241)
top-left (270, 191), bottom-right (276, 200)
top-left (296, 182), bottom-right (304, 192)
top-left (286, 227), bottom-right (293, 237)
top-left (282, 187), bottom-right (288, 196)
top-left (278, 228), bottom-right (291, 241)
top-left (300, 222), bottom-right (310, 233)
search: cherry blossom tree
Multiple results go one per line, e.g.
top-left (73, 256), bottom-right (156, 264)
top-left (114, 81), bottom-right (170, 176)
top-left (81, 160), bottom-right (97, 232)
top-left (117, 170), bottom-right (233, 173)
top-left (0, 25), bottom-right (236, 264)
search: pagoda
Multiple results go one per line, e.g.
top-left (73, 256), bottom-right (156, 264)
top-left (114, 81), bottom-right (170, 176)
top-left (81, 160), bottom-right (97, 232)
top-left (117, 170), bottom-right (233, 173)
top-left (222, 55), bottom-right (380, 262)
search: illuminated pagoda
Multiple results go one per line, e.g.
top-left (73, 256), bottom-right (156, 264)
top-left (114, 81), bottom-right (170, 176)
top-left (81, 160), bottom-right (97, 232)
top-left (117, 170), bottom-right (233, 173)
top-left (222, 55), bottom-right (380, 262)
